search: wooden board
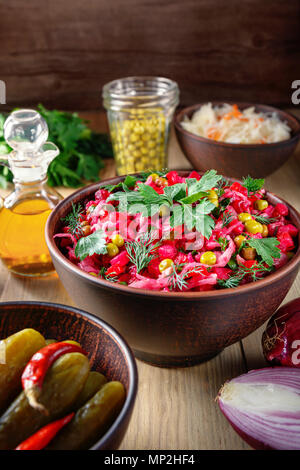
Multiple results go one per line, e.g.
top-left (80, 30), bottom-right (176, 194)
top-left (1, 0), bottom-right (299, 111)
top-left (0, 110), bottom-right (300, 450)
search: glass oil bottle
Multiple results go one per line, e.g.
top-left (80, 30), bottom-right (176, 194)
top-left (0, 109), bottom-right (62, 276)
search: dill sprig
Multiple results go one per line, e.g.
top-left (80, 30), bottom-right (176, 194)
top-left (61, 203), bottom-right (84, 239)
top-left (217, 237), bottom-right (229, 251)
top-left (218, 262), bottom-right (272, 289)
top-left (168, 264), bottom-right (205, 291)
top-left (99, 267), bottom-right (119, 283)
top-left (125, 233), bottom-right (161, 273)
top-left (253, 214), bottom-right (277, 225)
top-left (222, 211), bottom-right (234, 227)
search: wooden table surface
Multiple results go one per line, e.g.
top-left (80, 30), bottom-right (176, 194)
top-left (1, 111), bottom-right (300, 450)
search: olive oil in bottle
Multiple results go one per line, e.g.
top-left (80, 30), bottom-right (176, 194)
top-left (0, 109), bottom-right (62, 276)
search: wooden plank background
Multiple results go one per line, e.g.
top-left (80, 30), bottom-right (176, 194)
top-left (0, 0), bottom-right (299, 111)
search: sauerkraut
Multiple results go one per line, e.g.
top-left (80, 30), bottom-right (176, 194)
top-left (181, 103), bottom-right (291, 144)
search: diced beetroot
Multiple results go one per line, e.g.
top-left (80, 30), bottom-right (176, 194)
top-left (268, 221), bottom-right (284, 236)
top-left (194, 284), bottom-right (215, 292)
top-left (85, 200), bottom-right (97, 211)
top-left (250, 233), bottom-right (263, 239)
top-left (231, 182), bottom-right (248, 196)
top-left (231, 222), bottom-right (244, 235)
top-left (78, 254), bottom-right (101, 274)
top-left (274, 203), bottom-right (289, 217)
top-left (118, 273), bottom-right (130, 284)
top-left (174, 252), bottom-right (188, 265)
top-left (158, 243), bottom-right (177, 260)
top-left (241, 260), bottom-right (257, 268)
top-left (110, 250), bottom-right (129, 267)
top-left (213, 267), bottom-right (231, 280)
top-left (262, 205), bottom-right (275, 217)
top-left (231, 199), bottom-right (251, 214)
top-left (273, 252), bottom-right (289, 270)
top-left (188, 171), bottom-right (201, 180)
top-left (147, 258), bottom-right (161, 278)
top-left (105, 264), bottom-right (125, 277)
top-left (95, 189), bottom-right (110, 201)
top-left (166, 171), bottom-right (184, 185)
top-left (277, 224), bottom-right (298, 238)
top-left (66, 246), bottom-right (77, 263)
top-left (278, 232), bottom-right (294, 252)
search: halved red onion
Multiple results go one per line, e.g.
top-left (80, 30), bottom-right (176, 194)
top-left (262, 298), bottom-right (300, 367)
top-left (217, 368), bottom-right (300, 450)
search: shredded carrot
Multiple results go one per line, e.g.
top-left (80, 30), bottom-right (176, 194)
top-left (207, 128), bottom-right (221, 140)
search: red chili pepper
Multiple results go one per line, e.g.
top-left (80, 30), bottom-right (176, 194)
top-left (15, 412), bottom-right (75, 450)
top-left (22, 342), bottom-right (87, 414)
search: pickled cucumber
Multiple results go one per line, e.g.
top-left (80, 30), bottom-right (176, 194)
top-left (0, 352), bottom-right (90, 450)
top-left (48, 381), bottom-right (125, 450)
top-left (0, 329), bottom-right (45, 414)
top-left (73, 371), bottom-right (107, 409)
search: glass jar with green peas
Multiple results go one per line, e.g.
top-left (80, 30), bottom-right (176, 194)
top-left (103, 77), bottom-right (179, 175)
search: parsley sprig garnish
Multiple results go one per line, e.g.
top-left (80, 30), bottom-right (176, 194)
top-left (75, 230), bottom-right (107, 260)
top-left (242, 176), bottom-right (265, 195)
top-left (247, 237), bottom-right (280, 266)
top-left (107, 170), bottom-right (222, 240)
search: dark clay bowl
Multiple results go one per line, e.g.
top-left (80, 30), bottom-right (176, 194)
top-left (174, 102), bottom-right (300, 178)
top-left (0, 301), bottom-right (137, 449)
top-left (45, 172), bottom-right (300, 368)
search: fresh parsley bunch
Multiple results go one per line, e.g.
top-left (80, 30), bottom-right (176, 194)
top-left (0, 105), bottom-right (113, 189)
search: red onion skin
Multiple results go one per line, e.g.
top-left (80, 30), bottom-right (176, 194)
top-left (218, 411), bottom-right (273, 450)
top-left (262, 298), bottom-right (300, 368)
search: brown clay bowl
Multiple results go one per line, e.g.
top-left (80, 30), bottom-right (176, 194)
top-left (45, 171), bottom-right (300, 368)
top-left (174, 102), bottom-right (300, 178)
top-left (0, 301), bottom-right (137, 449)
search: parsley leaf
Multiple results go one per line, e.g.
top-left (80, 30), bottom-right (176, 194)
top-left (242, 176), bottom-right (265, 195)
top-left (179, 199), bottom-right (215, 238)
top-left (104, 174), bottom-right (137, 192)
top-left (163, 183), bottom-right (187, 203)
top-left (75, 230), bottom-right (107, 260)
top-left (247, 237), bottom-right (280, 266)
top-left (186, 170), bottom-right (222, 196)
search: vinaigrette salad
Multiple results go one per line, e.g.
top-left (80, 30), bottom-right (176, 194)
top-left (56, 170), bottom-right (298, 292)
